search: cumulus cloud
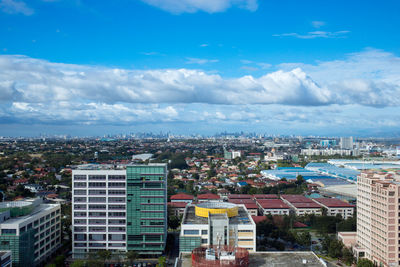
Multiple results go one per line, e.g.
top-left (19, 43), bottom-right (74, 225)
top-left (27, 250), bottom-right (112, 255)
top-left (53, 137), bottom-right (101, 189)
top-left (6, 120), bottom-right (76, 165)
top-left (0, 0), bottom-right (34, 15)
top-left (140, 0), bottom-right (258, 14)
top-left (1, 48), bottom-right (400, 127)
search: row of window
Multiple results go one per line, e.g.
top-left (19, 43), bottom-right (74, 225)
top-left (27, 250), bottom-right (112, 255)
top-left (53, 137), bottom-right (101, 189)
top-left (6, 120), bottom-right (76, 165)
top-left (74, 212), bottom-right (126, 217)
top-left (74, 197), bottom-right (125, 203)
top-left (74, 175), bottom-right (126, 180)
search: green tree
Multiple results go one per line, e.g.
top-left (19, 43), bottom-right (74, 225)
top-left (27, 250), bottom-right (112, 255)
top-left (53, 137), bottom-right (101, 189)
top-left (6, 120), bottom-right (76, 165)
top-left (357, 258), bottom-right (374, 267)
top-left (70, 260), bottom-right (85, 267)
top-left (296, 231), bottom-right (311, 247)
top-left (97, 250), bottom-right (112, 263)
top-left (55, 255), bottom-right (66, 267)
top-left (342, 247), bottom-right (354, 265)
top-left (126, 250), bottom-right (139, 266)
top-left (168, 215), bottom-right (181, 230)
top-left (156, 256), bottom-right (167, 267)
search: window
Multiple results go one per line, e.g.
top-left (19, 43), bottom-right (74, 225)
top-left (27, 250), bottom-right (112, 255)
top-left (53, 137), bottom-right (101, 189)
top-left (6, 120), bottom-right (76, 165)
top-left (88, 175), bottom-right (106, 180)
top-left (109, 197), bottom-right (125, 203)
top-left (108, 182), bottom-right (125, 188)
top-left (109, 205), bottom-right (125, 210)
top-left (201, 239), bottom-right (208, 244)
top-left (88, 197), bottom-right (106, 203)
top-left (89, 204), bottom-right (106, 210)
top-left (74, 182), bottom-right (87, 188)
top-left (108, 175), bottom-right (126, 180)
top-left (1, 241), bottom-right (9, 245)
top-left (109, 212), bottom-right (125, 217)
top-left (1, 229), bottom-right (16, 235)
top-left (89, 212), bottom-right (106, 217)
top-left (89, 190), bottom-right (106, 195)
top-left (74, 197), bottom-right (87, 203)
top-left (201, 230), bottom-right (208, 235)
top-left (128, 235), bottom-right (142, 241)
top-left (108, 190), bottom-right (125, 195)
top-left (184, 230), bottom-right (199, 235)
top-left (74, 190), bottom-right (86, 195)
top-left (74, 175), bottom-right (86, 180)
top-left (88, 182), bottom-right (106, 188)
top-left (88, 219), bottom-right (106, 225)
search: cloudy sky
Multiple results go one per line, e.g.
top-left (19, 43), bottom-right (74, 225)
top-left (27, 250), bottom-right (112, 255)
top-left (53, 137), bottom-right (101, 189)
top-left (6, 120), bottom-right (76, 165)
top-left (1, 0), bottom-right (400, 136)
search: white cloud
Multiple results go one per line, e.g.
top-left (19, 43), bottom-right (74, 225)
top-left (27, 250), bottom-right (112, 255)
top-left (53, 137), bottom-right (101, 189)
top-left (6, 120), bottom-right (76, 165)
top-left (273, 30), bottom-right (349, 39)
top-left (311, 21), bottom-right (325, 28)
top-left (140, 0), bottom-right (258, 14)
top-left (0, 0), bottom-right (34, 15)
top-left (186, 57), bottom-right (219, 64)
top-left (1, 49), bottom-right (400, 127)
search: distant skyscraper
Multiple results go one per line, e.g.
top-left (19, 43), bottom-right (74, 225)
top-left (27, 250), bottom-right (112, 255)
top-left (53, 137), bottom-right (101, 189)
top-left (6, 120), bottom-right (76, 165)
top-left (72, 163), bottom-right (167, 259)
top-left (340, 137), bottom-right (353, 150)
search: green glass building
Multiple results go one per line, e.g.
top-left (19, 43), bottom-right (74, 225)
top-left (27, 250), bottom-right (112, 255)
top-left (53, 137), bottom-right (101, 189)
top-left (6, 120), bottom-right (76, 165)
top-left (126, 164), bottom-right (167, 256)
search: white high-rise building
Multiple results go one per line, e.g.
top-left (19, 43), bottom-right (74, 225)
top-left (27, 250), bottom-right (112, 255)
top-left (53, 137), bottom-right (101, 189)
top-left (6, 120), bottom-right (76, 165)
top-left (340, 137), bottom-right (353, 150)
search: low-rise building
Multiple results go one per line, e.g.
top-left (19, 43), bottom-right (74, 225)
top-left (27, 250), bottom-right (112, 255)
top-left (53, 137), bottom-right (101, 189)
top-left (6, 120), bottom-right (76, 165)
top-left (256, 199), bottom-right (290, 216)
top-left (312, 198), bottom-right (355, 219)
top-left (179, 202), bottom-right (256, 253)
top-left (170, 193), bottom-right (194, 203)
top-left (280, 195), bottom-right (322, 216)
top-left (197, 193), bottom-right (221, 203)
top-left (168, 202), bottom-right (188, 217)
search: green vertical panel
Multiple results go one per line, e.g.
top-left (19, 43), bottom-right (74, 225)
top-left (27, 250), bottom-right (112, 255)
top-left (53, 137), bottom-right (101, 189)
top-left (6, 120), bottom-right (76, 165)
top-left (126, 165), bottom-right (167, 255)
top-left (0, 229), bottom-right (35, 267)
top-left (179, 236), bottom-right (201, 252)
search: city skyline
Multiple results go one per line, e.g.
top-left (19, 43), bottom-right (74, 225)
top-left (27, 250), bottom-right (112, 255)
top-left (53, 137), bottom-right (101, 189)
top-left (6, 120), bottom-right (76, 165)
top-left (1, 0), bottom-right (400, 136)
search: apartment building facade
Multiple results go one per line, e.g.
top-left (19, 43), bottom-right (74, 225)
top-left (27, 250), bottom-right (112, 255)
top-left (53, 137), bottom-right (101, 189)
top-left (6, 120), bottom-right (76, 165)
top-left (72, 163), bottom-right (167, 259)
top-left (356, 171), bottom-right (400, 267)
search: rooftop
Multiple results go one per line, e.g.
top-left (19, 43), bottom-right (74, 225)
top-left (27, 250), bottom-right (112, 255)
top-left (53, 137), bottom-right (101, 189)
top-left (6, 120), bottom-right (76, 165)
top-left (281, 195), bottom-right (313, 203)
top-left (0, 203), bottom-right (58, 226)
top-left (72, 163), bottom-right (167, 170)
top-left (182, 205), bottom-right (253, 225)
top-left (178, 252), bottom-right (326, 267)
top-left (257, 199), bottom-right (290, 209)
top-left (252, 194), bottom-right (279, 199)
top-left (228, 194), bottom-right (253, 199)
top-left (197, 193), bottom-right (220, 200)
top-left (313, 198), bottom-right (354, 208)
top-left (171, 193), bottom-right (194, 200)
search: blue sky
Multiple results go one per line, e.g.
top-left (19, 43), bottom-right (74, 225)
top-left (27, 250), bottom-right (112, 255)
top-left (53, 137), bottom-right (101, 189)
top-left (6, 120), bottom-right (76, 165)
top-left (1, 0), bottom-right (400, 137)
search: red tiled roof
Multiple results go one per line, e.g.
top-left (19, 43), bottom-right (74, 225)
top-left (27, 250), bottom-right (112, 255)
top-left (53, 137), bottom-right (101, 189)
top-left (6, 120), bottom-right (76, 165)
top-left (293, 221), bottom-right (308, 228)
top-left (197, 193), bottom-right (220, 200)
top-left (257, 199), bottom-right (290, 209)
top-left (313, 198), bottom-right (355, 208)
top-left (170, 193), bottom-right (194, 200)
top-left (252, 194), bottom-right (279, 199)
top-left (281, 195), bottom-right (313, 203)
top-left (228, 194), bottom-right (252, 199)
top-left (244, 203), bottom-right (258, 209)
top-left (291, 202), bottom-right (321, 209)
top-left (229, 199), bottom-right (255, 204)
top-left (252, 216), bottom-right (268, 224)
